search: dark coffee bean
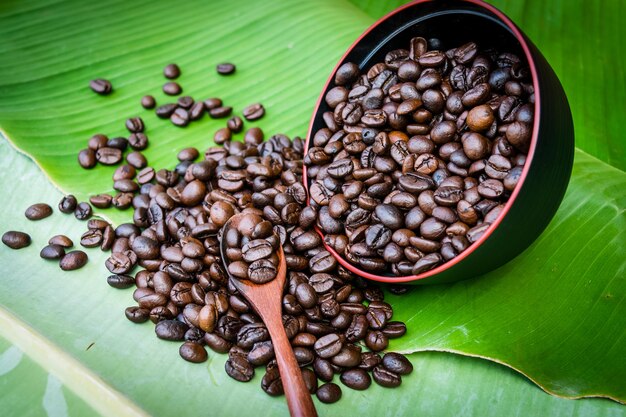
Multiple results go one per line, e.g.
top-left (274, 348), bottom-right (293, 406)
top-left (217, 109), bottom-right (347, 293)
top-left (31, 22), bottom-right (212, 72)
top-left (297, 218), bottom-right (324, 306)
top-left (125, 117), bottom-right (144, 133)
top-left (313, 333), bottom-right (343, 358)
top-left (96, 147), bottom-right (122, 165)
top-left (125, 306), bottom-right (149, 323)
top-left (335, 62), bottom-right (360, 85)
top-left (78, 149), bottom-right (97, 169)
top-left (316, 382), bottom-right (342, 403)
top-left (227, 116), bottom-right (244, 133)
top-left (80, 229), bottom-right (103, 248)
top-left (209, 106), bottom-right (232, 118)
top-left (164, 63), bottom-right (181, 79)
top-left (39, 244), bottom-right (64, 260)
top-left (74, 202), bottom-right (92, 220)
top-left (243, 103), bottom-right (265, 121)
top-left (179, 341), bottom-right (208, 363)
top-left (128, 133), bottom-right (149, 150)
top-left (106, 274), bottom-right (135, 289)
top-left (171, 108), bottom-right (190, 127)
top-left (156, 103), bottom-right (177, 119)
top-left (163, 82), bottom-right (182, 95)
top-left (48, 235), bottom-right (72, 248)
top-left (89, 194), bottom-right (112, 208)
top-left (382, 352), bottom-right (413, 375)
top-left (248, 260), bottom-right (278, 284)
top-left (89, 79), bottom-right (112, 95)
top-left (58, 195), bottom-right (78, 213)
top-left (107, 137), bottom-right (128, 151)
top-left (262, 362), bottom-right (284, 396)
top-left (155, 320), bottom-right (188, 341)
top-left (340, 368), bottom-right (371, 390)
top-left (216, 63), bottom-right (236, 75)
top-left (59, 250), bottom-right (88, 270)
top-left (372, 365), bottom-right (402, 388)
top-left (330, 344), bottom-right (361, 368)
top-left (382, 321), bottom-right (407, 338)
top-left (141, 95), bottom-right (156, 109)
top-left (105, 252), bottom-right (133, 274)
top-left (25, 203), bottom-right (52, 220)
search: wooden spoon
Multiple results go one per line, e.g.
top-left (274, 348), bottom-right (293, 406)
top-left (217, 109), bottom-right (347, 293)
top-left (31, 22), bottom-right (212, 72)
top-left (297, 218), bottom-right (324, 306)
top-left (220, 214), bottom-right (318, 417)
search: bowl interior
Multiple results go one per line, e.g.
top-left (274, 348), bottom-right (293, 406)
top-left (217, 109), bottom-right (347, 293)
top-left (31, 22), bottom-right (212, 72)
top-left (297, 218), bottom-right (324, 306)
top-left (304, 0), bottom-right (534, 282)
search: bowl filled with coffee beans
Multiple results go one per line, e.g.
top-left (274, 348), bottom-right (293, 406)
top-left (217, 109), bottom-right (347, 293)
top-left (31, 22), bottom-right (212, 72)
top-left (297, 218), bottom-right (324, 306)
top-left (303, 0), bottom-right (575, 284)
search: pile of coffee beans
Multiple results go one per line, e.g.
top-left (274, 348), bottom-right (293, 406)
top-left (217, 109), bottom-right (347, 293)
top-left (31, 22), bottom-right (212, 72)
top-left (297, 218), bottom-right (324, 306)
top-left (305, 38), bottom-right (533, 276)
top-left (3, 59), bottom-right (416, 404)
top-left (223, 213), bottom-right (280, 284)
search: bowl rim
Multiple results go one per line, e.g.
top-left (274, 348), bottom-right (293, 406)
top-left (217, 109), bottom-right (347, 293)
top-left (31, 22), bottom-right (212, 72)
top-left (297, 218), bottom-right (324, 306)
top-left (302, 0), bottom-right (540, 283)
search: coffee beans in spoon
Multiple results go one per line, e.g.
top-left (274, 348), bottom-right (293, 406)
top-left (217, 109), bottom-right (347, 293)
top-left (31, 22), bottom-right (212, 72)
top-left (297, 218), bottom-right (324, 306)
top-left (224, 214), bottom-right (280, 284)
top-left (306, 38), bottom-right (534, 276)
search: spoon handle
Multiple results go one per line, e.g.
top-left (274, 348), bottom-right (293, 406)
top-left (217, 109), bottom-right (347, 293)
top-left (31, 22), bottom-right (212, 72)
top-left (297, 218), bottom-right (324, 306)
top-left (265, 317), bottom-right (318, 417)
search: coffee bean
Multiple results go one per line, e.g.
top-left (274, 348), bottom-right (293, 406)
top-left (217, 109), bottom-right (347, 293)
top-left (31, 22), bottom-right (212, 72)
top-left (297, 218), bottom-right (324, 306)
top-left (171, 108), bottom-right (190, 127)
top-left (316, 382), bottom-right (342, 403)
top-left (217, 63), bottom-right (236, 75)
top-left (59, 250), bottom-right (88, 270)
top-left (58, 195), bottom-right (78, 214)
top-left (313, 333), bottom-right (343, 358)
top-left (49, 235), bottom-right (73, 248)
top-left (340, 368), bottom-right (371, 390)
top-left (382, 352), bottom-right (413, 375)
top-left (96, 147), bottom-right (122, 165)
top-left (25, 203), bottom-right (52, 220)
top-left (155, 320), bottom-right (188, 341)
top-left (78, 149), bottom-right (97, 169)
top-left (106, 274), bottom-right (135, 289)
top-left (163, 63), bottom-right (181, 79)
top-left (141, 95), bottom-right (156, 109)
top-left (163, 82), bottom-right (182, 95)
top-left (89, 79), bottom-right (112, 95)
top-left (1, 231), bottom-right (31, 249)
top-left (225, 355), bottom-right (254, 382)
top-left (372, 365), bottom-right (402, 387)
top-left (125, 117), bottom-right (144, 133)
top-left (179, 341), bottom-right (208, 363)
top-left (243, 103), bottom-right (265, 121)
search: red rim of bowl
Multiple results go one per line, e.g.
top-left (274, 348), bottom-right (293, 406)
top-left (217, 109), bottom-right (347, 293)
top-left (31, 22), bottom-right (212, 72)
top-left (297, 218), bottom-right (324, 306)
top-left (302, 0), bottom-right (540, 283)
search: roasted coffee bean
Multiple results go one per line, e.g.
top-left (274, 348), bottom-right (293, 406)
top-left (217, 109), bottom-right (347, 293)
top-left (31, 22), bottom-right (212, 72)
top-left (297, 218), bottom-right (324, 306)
top-left (340, 368), bottom-right (371, 390)
top-left (243, 103), bottom-right (265, 121)
top-left (125, 117), bottom-right (144, 133)
top-left (106, 274), bottom-right (135, 289)
top-left (78, 149), bottom-right (97, 169)
top-left (141, 95), bottom-right (156, 109)
top-left (216, 63), bottom-right (236, 75)
top-left (163, 82), bottom-right (182, 95)
top-left (39, 244), bottom-right (65, 260)
top-left (225, 355), bottom-right (255, 382)
top-left (96, 147), bottom-right (122, 165)
top-left (89, 78), bottom-right (112, 95)
top-left (372, 366), bottom-right (402, 388)
top-left (25, 203), bottom-right (52, 220)
top-left (74, 202), bottom-right (92, 220)
top-left (125, 306), bottom-right (149, 323)
top-left (382, 352), bottom-right (413, 375)
top-left (48, 235), bottom-right (72, 248)
top-left (179, 341), bottom-right (208, 363)
top-left (59, 250), bottom-right (88, 270)
top-left (164, 63), bottom-right (181, 79)
top-left (58, 195), bottom-right (78, 213)
top-left (313, 333), bottom-right (343, 358)
top-left (316, 382), bottom-right (342, 403)
top-left (171, 108), bottom-right (190, 127)
top-left (89, 194), bottom-right (112, 208)
top-left (155, 320), bottom-right (188, 341)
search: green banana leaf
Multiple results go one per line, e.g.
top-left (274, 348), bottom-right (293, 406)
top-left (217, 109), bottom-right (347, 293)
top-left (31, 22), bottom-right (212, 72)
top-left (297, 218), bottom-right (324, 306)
top-left (0, 0), bottom-right (624, 416)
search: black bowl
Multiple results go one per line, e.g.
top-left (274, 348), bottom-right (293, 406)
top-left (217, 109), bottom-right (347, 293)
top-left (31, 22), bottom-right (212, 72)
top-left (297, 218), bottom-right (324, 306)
top-left (303, 0), bottom-right (574, 284)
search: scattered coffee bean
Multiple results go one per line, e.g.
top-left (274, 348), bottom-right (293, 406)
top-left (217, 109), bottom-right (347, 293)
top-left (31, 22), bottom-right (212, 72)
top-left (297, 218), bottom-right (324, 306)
top-left (2, 231), bottom-right (31, 249)
top-left (141, 95), bottom-right (156, 109)
top-left (163, 82), bottom-right (182, 96)
top-left (74, 202), bottom-right (93, 220)
top-left (40, 244), bottom-right (65, 260)
top-left (78, 149), bottom-right (97, 169)
top-left (59, 250), bottom-right (88, 270)
top-left (179, 341), bottom-right (208, 363)
top-left (89, 79), bottom-right (112, 95)
top-left (316, 382), bottom-right (342, 403)
top-left (243, 103), bottom-right (265, 121)
top-left (216, 63), bottom-right (236, 75)
top-left (25, 203), bottom-right (53, 220)
top-left (58, 195), bottom-right (78, 214)
top-left (49, 235), bottom-right (73, 248)
top-left (163, 63), bottom-right (181, 79)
